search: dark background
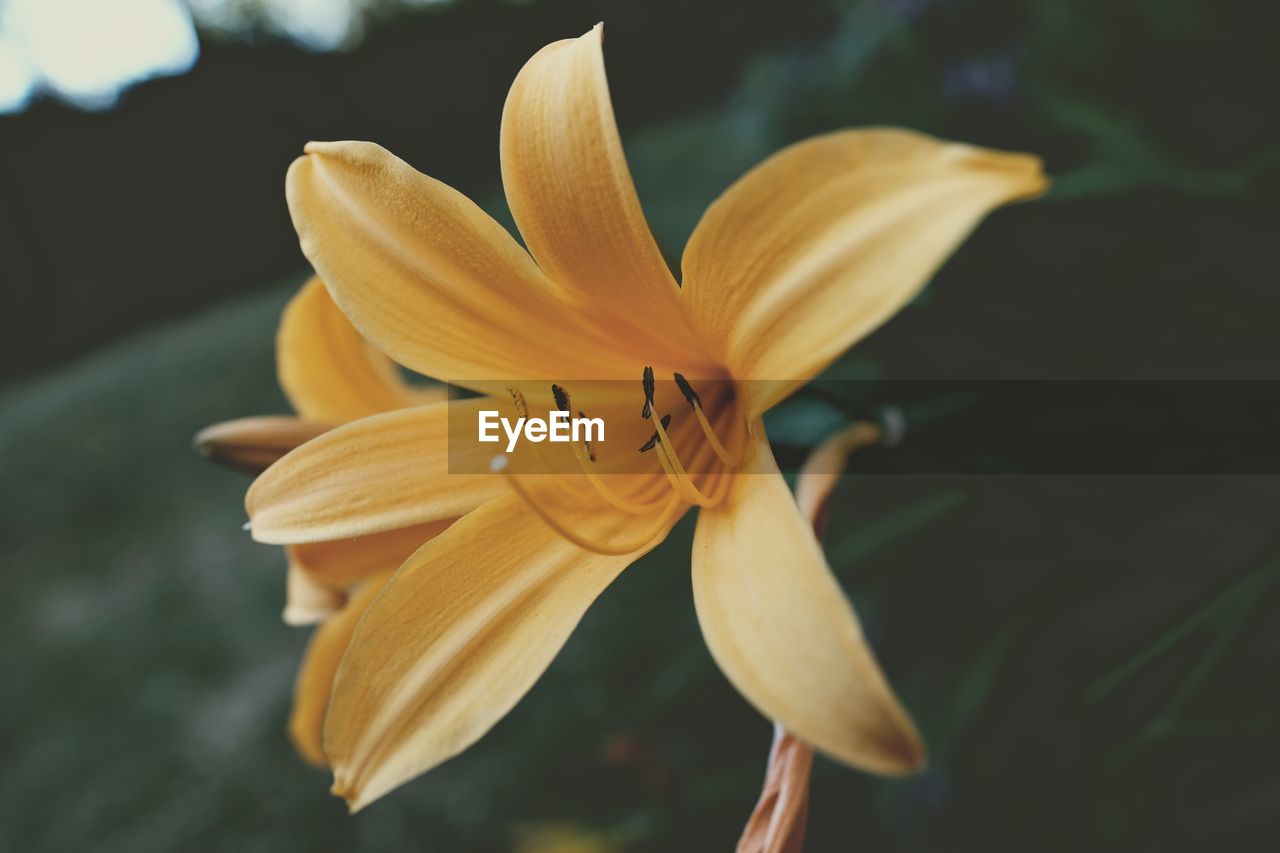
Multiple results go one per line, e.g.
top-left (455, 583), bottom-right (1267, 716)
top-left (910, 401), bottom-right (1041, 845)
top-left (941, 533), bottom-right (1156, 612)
top-left (2, 0), bottom-right (1278, 850)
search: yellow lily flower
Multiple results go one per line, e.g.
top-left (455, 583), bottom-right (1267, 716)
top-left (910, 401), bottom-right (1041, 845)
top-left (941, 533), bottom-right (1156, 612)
top-left (244, 24), bottom-right (1046, 811)
top-left (197, 275), bottom-right (446, 764)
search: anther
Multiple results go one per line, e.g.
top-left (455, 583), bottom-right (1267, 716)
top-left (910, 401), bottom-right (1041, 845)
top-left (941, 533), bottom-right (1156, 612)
top-left (551, 383), bottom-right (571, 413)
top-left (673, 372), bottom-right (700, 407)
top-left (641, 366), bottom-right (655, 419)
top-left (549, 383), bottom-right (658, 512)
top-left (639, 414), bottom-right (671, 452)
top-left (671, 372), bottom-right (734, 465)
top-left (507, 386), bottom-right (529, 419)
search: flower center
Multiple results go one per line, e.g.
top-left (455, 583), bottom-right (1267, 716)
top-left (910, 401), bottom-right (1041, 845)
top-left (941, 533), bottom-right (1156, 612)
top-left (638, 367), bottom-right (736, 508)
top-left (490, 368), bottom-right (744, 554)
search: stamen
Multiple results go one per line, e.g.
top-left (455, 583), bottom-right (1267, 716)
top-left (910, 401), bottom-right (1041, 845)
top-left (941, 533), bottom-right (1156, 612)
top-left (649, 410), bottom-right (721, 508)
top-left (653, 439), bottom-right (717, 507)
top-left (577, 411), bottom-right (596, 462)
top-left (494, 459), bottom-right (682, 555)
top-left (641, 366), bottom-right (655, 419)
top-left (549, 385), bottom-right (596, 459)
top-left (706, 465), bottom-right (734, 503)
top-left (551, 383), bottom-right (571, 413)
top-left (673, 372), bottom-right (735, 465)
top-left (672, 372), bottom-right (701, 407)
top-left (501, 386), bottom-right (579, 498)
top-left (507, 386), bottom-right (529, 419)
top-left (552, 383), bottom-right (660, 513)
top-left (638, 414), bottom-right (672, 453)
top-left (569, 441), bottom-right (665, 514)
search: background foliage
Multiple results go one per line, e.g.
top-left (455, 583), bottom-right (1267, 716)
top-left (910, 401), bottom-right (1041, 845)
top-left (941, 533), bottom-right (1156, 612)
top-left (2, 0), bottom-right (1277, 850)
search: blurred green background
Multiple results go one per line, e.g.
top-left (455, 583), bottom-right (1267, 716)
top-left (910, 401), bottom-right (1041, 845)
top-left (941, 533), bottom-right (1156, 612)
top-left (2, 0), bottom-right (1278, 850)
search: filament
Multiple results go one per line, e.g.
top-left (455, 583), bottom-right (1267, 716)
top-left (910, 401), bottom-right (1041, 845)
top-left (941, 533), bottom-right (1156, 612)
top-left (569, 440), bottom-right (666, 514)
top-left (653, 440), bottom-right (714, 507)
top-left (649, 410), bottom-right (722, 508)
top-left (495, 461), bottom-right (682, 555)
top-left (549, 381), bottom-right (664, 513)
top-left (690, 404), bottom-right (735, 465)
top-left (672, 372), bottom-right (736, 465)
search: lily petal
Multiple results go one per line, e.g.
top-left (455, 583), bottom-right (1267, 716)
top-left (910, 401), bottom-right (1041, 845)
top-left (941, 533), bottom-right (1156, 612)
top-left (324, 492), bottom-right (666, 811)
top-left (682, 129), bottom-right (1047, 416)
top-left (286, 140), bottom-right (637, 389)
top-left (289, 572), bottom-right (393, 767)
top-left (278, 276), bottom-right (444, 422)
top-left (282, 558), bottom-right (347, 627)
top-left (287, 520), bottom-right (455, 588)
top-left (501, 25), bottom-right (707, 366)
top-left (194, 416), bottom-right (333, 475)
top-left (691, 427), bottom-right (924, 774)
top-left (246, 400), bottom-right (505, 544)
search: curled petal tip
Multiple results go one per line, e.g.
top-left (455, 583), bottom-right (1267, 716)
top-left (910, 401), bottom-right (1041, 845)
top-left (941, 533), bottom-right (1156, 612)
top-left (192, 430), bottom-right (212, 456)
top-left (881, 727), bottom-right (928, 776)
top-left (330, 779), bottom-right (357, 811)
top-left (196, 416), bottom-right (329, 474)
top-left (820, 690), bottom-right (927, 777)
top-left (331, 775), bottom-right (375, 814)
top-left (958, 145), bottom-right (1050, 198)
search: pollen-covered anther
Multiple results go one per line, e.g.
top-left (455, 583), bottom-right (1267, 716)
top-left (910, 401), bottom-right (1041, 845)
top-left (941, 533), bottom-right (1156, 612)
top-left (641, 365), bottom-right (655, 419)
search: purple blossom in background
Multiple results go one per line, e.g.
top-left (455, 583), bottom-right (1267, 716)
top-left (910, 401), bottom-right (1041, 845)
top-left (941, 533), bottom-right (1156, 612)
top-left (943, 54), bottom-right (1017, 102)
